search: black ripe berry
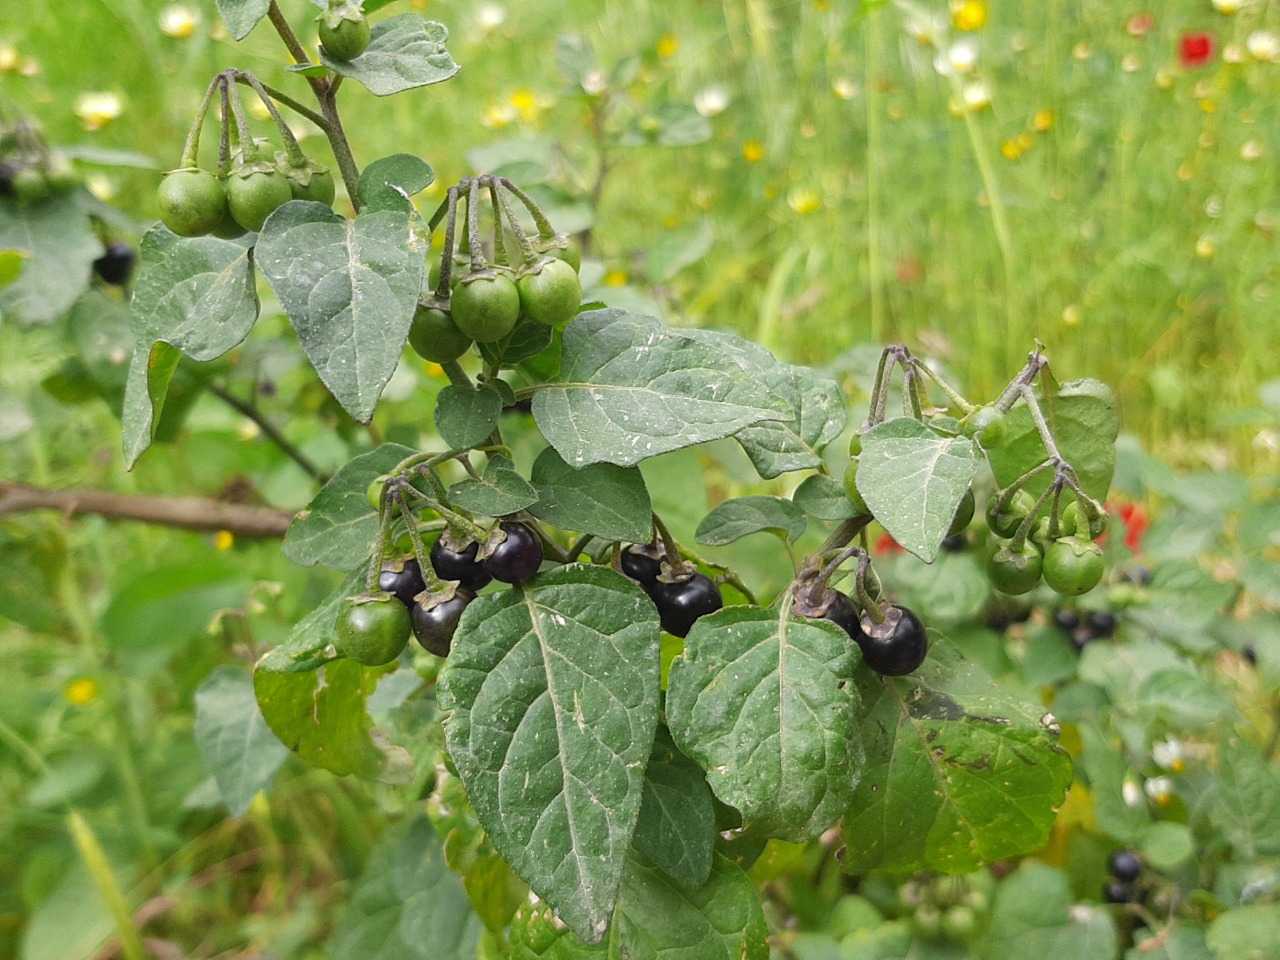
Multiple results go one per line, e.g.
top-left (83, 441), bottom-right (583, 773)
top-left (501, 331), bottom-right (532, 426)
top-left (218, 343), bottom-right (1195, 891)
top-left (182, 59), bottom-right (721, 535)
top-left (1053, 608), bottom-right (1081, 634)
top-left (1108, 850), bottom-right (1142, 883)
top-left (1103, 880), bottom-right (1134, 905)
top-left (652, 572), bottom-right (722, 638)
top-left (620, 544), bottom-right (663, 593)
top-left (940, 534), bottom-right (968, 553)
top-left (92, 241), bottom-right (136, 286)
top-left (858, 604), bottom-right (928, 677)
top-left (483, 522), bottom-right (543, 584)
top-left (819, 591), bottom-right (867, 643)
top-left (1086, 610), bottom-right (1117, 639)
top-left (411, 591), bottom-right (472, 657)
top-left (430, 536), bottom-right (493, 591)
top-left (379, 557), bottom-right (427, 608)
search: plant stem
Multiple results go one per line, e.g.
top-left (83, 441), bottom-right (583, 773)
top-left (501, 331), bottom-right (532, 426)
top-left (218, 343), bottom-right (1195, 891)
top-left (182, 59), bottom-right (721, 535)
top-left (207, 382), bottom-right (324, 481)
top-left (246, 79), bottom-right (328, 130)
top-left (68, 812), bottom-right (148, 960)
top-left (178, 74), bottom-right (224, 167)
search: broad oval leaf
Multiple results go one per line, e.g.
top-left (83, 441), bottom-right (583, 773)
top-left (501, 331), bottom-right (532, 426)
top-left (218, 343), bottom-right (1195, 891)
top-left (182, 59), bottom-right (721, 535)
top-left (215, 0), bottom-right (270, 39)
top-left (326, 814), bottom-right (485, 960)
top-left (532, 308), bottom-right (790, 468)
top-left (437, 564), bottom-right (662, 944)
top-left (529, 447), bottom-right (653, 543)
top-left (792, 474), bottom-right (856, 522)
top-left (735, 364), bottom-right (847, 479)
top-left (856, 417), bottom-right (981, 562)
top-left (694, 496), bottom-right (807, 546)
top-left (1206, 905), bottom-right (1280, 960)
top-left (283, 443), bottom-right (418, 569)
top-left (666, 604), bottom-right (863, 842)
top-left (255, 201), bottom-right (423, 423)
top-left (1200, 735), bottom-right (1280, 860)
top-left (633, 727), bottom-right (715, 889)
top-left (122, 227), bottom-right (260, 467)
top-left (448, 457), bottom-right (538, 517)
top-left (434, 383), bottom-right (502, 450)
top-left (985, 378), bottom-right (1119, 504)
top-left (0, 192), bottom-right (103, 325)
top-left (319, 15), bottom-right (461, 97)
top-left (193, 667), bottom-right (289, 815)
top-left (973, 862), bottom-right (1116, 960)
top-left (839, 635), bottom-right (1072, 874)
top-left (357, 153), bottom-right (435, 213)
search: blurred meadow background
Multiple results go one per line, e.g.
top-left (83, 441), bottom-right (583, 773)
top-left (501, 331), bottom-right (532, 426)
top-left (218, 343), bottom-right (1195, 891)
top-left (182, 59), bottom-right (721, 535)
top-left (6, 0), bottom-right (1280, 470)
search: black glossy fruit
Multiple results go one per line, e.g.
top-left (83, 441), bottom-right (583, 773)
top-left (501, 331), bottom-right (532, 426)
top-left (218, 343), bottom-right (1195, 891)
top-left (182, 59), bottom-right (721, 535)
top-left (483, 522), bottom-right (543, 584)
top-left (429, 536), bottom-right (492, 591)
top-left (411, 591), bottom-right (472, 657)
top-left (1053, 608), bottom-right (1081, 633)
top-left (652, 572), bottom-right (723, 638)
top-left (858, 604), bottom-right (928, 676)
top-left (819, 590), bottom-right (866, 643)
top-left (379, 557), bottom-right (427, 608)
top-left (1108, 850), bottom-right (1142, 882)
top-left (940, 534), bottom-right (967, 553)
top-left (0, 160), bottom-right (17, 197)
top-left (620, 544), bottom-right (663, 592)
top-left (92, 242), bottom-right (136, 286)
top-left (1086, 610), bottom-right (1117, 639)
top-left (1103, 880), bottom-right (1134, 905)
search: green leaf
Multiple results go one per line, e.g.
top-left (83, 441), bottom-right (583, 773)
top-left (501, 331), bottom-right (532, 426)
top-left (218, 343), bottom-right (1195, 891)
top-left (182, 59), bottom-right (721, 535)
top-left (255, 201), bottom-right (424, 423)
top-left (1128, 561), bottom-right (1237, 650)
top-left (256, 568), bottom-right (360, 674)
top-left (1078, 724), bottom-right (1149, 845)
top-left (19, 864), bottom-right (114, 960)
top-left (437, 565), bottom-right (662, 944)
top-left (666, 603), bottom-right (862, 842)
top-left (477, 319), bottom-right (556, 369)
top-left (123, 227), bottom-right (260, 466)
top-left (319, 15), bottom-right (461, 97)
top-left (608, 854), bottom-right (767, 959)
top-left (215, 0), bottom-right (270, 39)
top-left (1139, 822), bottom-right (1195, 871)
top-left (448, 457), bottom-right (539, 517)
top-left (1135, 669), bottom-right (1232, 728)
top-left (433, 383), bottom-right (502, 450)
top-left (792, 474), bottom-right (856, 522)
top-left (510, 900), bottom-right (607, 959)
top-left (973, 862), bottom-right (1116, 960)
top-left (1201, 736), bottom-right (1280, 859)
top-left (633, 727), bottom-right (715, 888)
top-left (880, 551), bottom-right (989, 625)
top-left (856, 417), bottom-right (981, 562)
top-left (694, 496), bottom-right (807, 545)
top-left (0, 192), bottom-right (102, 325)
top-left (645, 220), bottom-right (714, 282)
top-left (0, 249), bottom-right (24, 288)
top-left (65, 290), bottom-right (133, 411)
top-left (734, 364), bottom-right (847, 479)
top-left (1207, 905), bottom-right (1280, 960)
top-left (840, 636), bottom-right (1072, 873)
top-left (357, 153), bottom-right (435, 213)
top-left (193, 667), bottom-right (290, 815)
top-left (255, 657), bottom-right (411, 781)
top-left (1125, 924), bottom-right (1212, 960)
top-left (529, 447), bottom-right (653, 543)
top-left (283, 443), bottom-right (418, 569)
top-left (532, 308), bottom-right (789, 469)
top-left (326, 814), bottom-right (485, 960)
top-left (986, 378), bottom-right (1119, 504)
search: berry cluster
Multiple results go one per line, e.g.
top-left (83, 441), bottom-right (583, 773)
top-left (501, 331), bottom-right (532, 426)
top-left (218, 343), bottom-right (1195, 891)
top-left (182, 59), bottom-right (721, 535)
top-left (898, 874), bottom-right (993, 944)
top-left (619, 544), bottom-right (723, 638)
top-left (0, 117), bottom-right (82, 205)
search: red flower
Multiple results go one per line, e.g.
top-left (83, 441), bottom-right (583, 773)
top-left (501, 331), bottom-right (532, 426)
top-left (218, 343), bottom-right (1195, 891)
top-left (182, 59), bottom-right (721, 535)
top-left (1179, 32), bottom-right (1215, 68)
top-left (874, 531), bottom-right (904, 555)
top-left (1116, 502), bottom-right (1150, 552)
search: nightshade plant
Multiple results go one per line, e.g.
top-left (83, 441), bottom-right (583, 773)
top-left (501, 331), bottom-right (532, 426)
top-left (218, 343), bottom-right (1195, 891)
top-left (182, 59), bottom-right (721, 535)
top-left (6, 2), bottom-right (1129, 956)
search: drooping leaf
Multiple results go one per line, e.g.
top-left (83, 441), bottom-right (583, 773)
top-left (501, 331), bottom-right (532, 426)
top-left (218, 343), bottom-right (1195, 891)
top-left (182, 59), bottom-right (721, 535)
top-left (840, 636), bottom-right (1072, 874)
top-left (792, 474), bottom-right (856, 522)
top-left (856, 417), bottom-right (981, 562)
top-left (0, 192), bottom-right (102, 325)
top-left (448, 456), bottom-right (538, 517)
top-left (633, 727), bottom-right (715, 888)
top-left (1200, 735), bottom-right (1280, 860)
top-left (357, 153), bottom-right (435, 213)
top-left (256, 568), bottom-right (361, 675)
top-left (254, 656), bottom-right (410, 782)
top-left (283, 443), bottom-right (418, 569)
top-left (316, 15), bottom-right (460, 97)
top-left (985, 378), bottom-right (1119, 504)
top-left (193, 667), bottom-right (289, 815)
top-left (215, 0), bottom-right (270, 39)
top-left (973, 862), bottom-right (1116, 960)
top-left (433, 383), bottom-right (502, 450)
top-left (666, 603), bottom-right (862, 843)
top-left (122, 227), bottom-right (260, 466)
top-left (437, 565), bottom-right (661, 944)
top-left (694, 496), bottom-right (807, 546)
top-left (529, 447), bottom-right (653, 543)
top-left (326, 814), bottom-right (485, 960)
top-left (255, 201), bottom-right (423, 422)
top-left (735, 364), bottom-right (847, 479)
top-left (531, 309), bottom-right (789, 469)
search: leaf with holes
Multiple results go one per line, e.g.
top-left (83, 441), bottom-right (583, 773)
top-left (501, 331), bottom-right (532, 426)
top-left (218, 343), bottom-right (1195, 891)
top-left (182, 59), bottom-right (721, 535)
top-left (532, 308), bottom-right (789, 468)
top-left (666, 603), bottom-right (862, 843)
top-left (856, 417), bottom-right (981, 562)
top-left (437, 564), bottom-right (661, 944)
top-left (255, 201), bottom-right (423, 422)
top-left (839, 635), bottom-right (1072, 874)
